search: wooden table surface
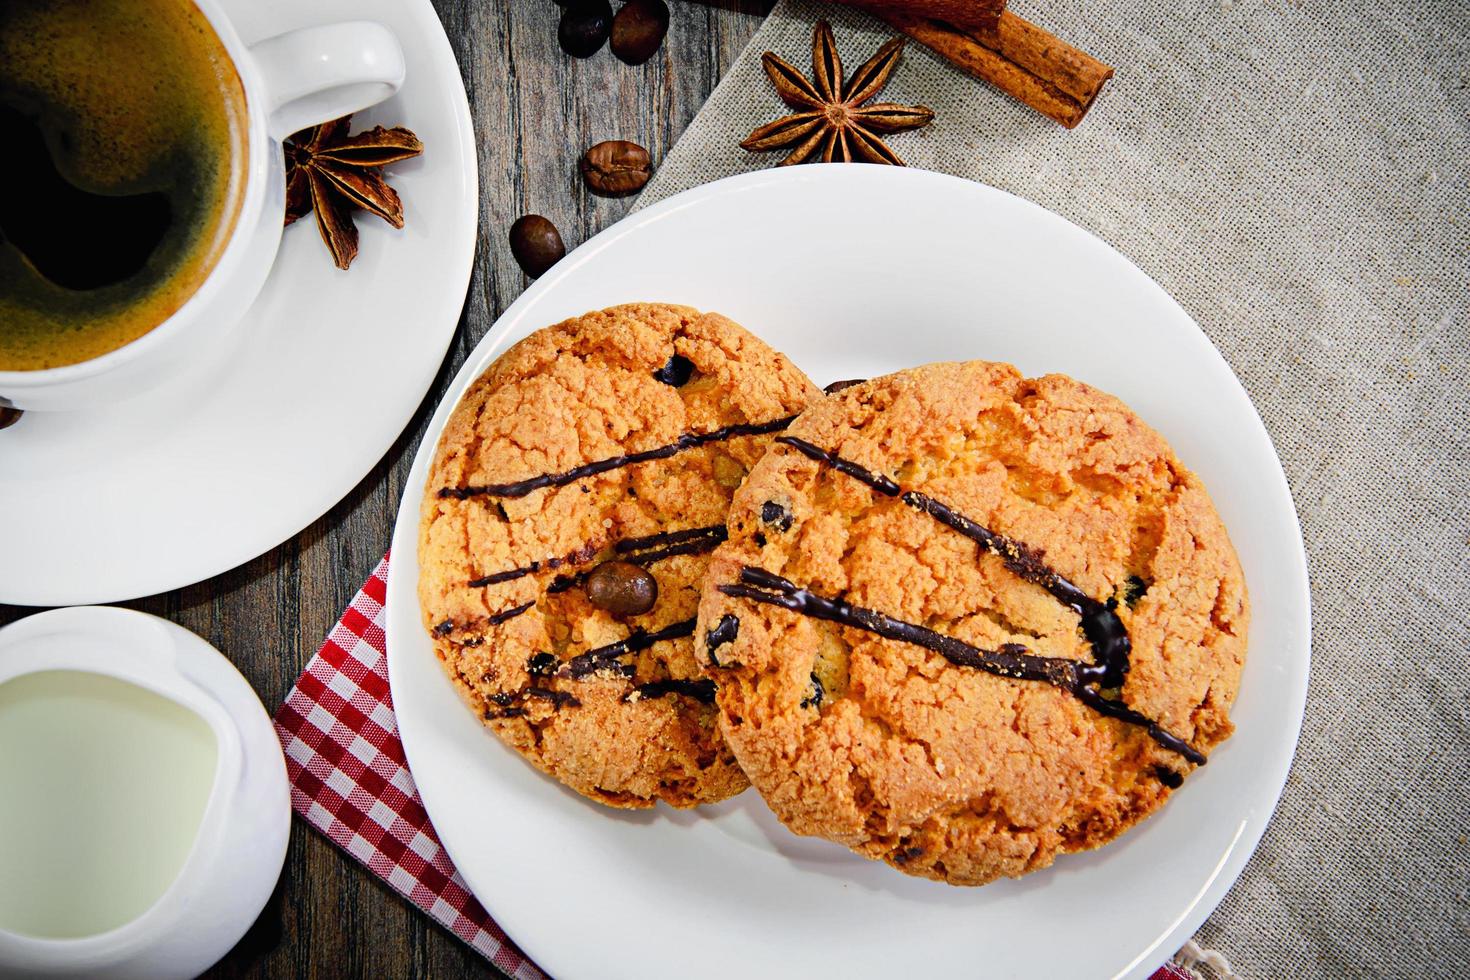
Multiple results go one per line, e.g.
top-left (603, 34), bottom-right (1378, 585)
top-left (0, 2), bottom-right (771, 976)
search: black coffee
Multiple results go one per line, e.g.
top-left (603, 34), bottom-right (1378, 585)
top-left (0, 0), bottom-right (249, 371)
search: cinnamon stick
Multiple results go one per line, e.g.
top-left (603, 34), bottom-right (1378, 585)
top-left (830, 0), bottom-right (1005, 36)
top-left (877, 9), bottom-right (1113, 128)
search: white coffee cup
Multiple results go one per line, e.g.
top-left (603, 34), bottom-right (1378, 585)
top-left (0, 1), bottom-right (406, 412)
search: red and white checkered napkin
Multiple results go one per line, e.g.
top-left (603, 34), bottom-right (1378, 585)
top-left (273, 554), bottom-right (1195, 980)
top-left (272, 556), bottom-right (544, 979)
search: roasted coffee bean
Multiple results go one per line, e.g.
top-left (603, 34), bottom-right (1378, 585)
top-left (586, 560), bottom-right (658, 616)
top-left (823, 379), bottom-right (866, 395)
top-left (609, 0), bottom-right (669, 65)
top-left (508, 215), bottom-right (565, 278)
top-left (0, 408), bottom-right (22, 430)
top-left (580, 139), bottom-right (652, 195)
top-left (652, 353), bottom-right (695, 386)
top-left (559, 0), bottom-right (612, 58)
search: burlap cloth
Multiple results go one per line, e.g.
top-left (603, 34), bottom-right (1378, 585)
top-left (635, 2), bottom-right (1469, 976)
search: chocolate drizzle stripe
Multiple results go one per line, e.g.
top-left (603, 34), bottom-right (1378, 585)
top-left (564, 618), bottom-right (698, 679)
top-left (525, 686), bottom-right (580, 707)
top-left (777, 436), bottom-right (1132, 688)
top-left (546, 573), bottom-right (584, 595)
top-left (468, 567), bottom-right (535, 588)
top-left (623, 531), bottom-right (729, 567)
top-left (483, 684), bottom-right (581, 720)
top-left (440, 416), bottom-right (797, 500)
top-left (433, 600), bottom-right (535, 639)
top-left (721, 568), bottom-right (1080, 687)
top-left (902, 489), bottom-right (1131, 688)
top-left (615, 524), bottom-right (727, 553)
top-left (468, 541), bottom-right (600, 589)
top-left (626, 678), bottom-right (717, 704)
top-left (900, 490), bottom-right (1090, 609)
top-left (488, 600), bottom-right (535, 625)
top-left (777, 436), bottom-right (900, 496)
top-left (719, 568), bottom-right (1202, 764)
top-left (1068, 685), bottom-right (1202, 766)
top-left (546, 525), bottom-right (728, 593)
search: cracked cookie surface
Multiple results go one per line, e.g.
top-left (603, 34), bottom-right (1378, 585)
top-left (697, 360), bottom-right (1248, 882)
top-left (419, 303), bottom-right (817, 808)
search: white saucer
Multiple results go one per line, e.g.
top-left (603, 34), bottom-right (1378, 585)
top-left (385, 166), bottom-right (1311, 980)
top-left (0, 0), bottom-right (476, 607)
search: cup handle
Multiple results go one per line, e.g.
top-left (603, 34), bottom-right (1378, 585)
top-left (247, 21), bottom-right (406, 141)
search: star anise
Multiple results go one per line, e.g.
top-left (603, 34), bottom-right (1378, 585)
top-left (740, 20), bottom-right (933, 166)
top-left (284, 115), bottom-right (424, 270)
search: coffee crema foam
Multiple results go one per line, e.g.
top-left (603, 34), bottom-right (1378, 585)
top-left (0, 0), bottom-right (249, 371)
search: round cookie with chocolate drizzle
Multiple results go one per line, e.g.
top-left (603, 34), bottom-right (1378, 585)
top-left (420, 303), bottom-right (817, 808)
top-left (697, 360), bottom-right (1248, 882)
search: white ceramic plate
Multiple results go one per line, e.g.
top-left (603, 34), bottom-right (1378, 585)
top-left (0, 0), bottom-right (475, 607)
top-left (386, 166), bottom-right (1310, 980)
